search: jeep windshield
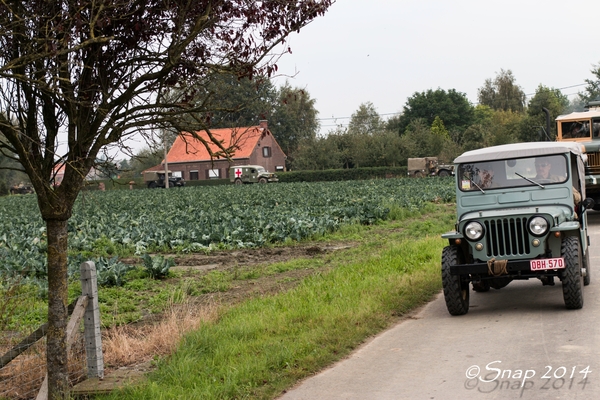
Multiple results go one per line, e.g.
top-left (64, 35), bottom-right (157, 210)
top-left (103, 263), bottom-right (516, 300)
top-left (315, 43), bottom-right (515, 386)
top-left (458, 154), bottom-right (568, 192)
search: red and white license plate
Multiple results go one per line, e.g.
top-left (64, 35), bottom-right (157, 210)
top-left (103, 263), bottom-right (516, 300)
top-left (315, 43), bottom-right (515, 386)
top-left (530, 258), bottom-right (565, 271)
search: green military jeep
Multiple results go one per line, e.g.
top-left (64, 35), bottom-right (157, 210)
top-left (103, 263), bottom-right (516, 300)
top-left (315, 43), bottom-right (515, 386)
top-left (441, 142), bottom-right (595, 315)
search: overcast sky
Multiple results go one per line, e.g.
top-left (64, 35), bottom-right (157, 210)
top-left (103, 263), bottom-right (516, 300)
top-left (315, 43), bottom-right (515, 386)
top-left (271, 0), bottom-right (600, 134)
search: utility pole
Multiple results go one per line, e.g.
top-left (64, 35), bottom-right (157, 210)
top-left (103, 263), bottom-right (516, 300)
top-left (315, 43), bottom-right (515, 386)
top-left (163, 129), bottom-right (169, 189)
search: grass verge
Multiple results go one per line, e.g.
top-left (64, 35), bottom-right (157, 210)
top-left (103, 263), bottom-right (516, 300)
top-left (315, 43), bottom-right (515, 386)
top-left (99, 203), bottom-right (455, 399)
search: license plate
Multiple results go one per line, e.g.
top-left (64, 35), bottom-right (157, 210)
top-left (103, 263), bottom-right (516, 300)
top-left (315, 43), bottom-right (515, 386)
top-left (530, 258), bottom-right (565, 271)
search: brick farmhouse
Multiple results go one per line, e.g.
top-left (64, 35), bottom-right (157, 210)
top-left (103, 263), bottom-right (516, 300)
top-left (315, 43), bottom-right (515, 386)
top-left (146, 120), bottom-right (286, 181)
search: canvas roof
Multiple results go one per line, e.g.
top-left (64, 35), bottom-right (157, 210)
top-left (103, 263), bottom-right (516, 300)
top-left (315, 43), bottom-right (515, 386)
top-left (454, 142), bottom-right (585, 164)
top-left (556, 108), bottom-right (600, 121)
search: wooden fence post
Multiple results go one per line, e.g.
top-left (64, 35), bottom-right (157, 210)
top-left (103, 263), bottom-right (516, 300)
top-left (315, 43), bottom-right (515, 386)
top-left (80, 261), bottom-right (104, 379)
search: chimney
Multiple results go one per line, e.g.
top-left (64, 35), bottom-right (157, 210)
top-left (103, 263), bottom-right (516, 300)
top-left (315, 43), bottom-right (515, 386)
top-left (259, 120), bottom-right (268, 130)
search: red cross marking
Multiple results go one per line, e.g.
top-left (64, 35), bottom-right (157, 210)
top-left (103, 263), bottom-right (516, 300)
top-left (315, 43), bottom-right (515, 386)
top-left (235, 168), bottom-right (243, 178)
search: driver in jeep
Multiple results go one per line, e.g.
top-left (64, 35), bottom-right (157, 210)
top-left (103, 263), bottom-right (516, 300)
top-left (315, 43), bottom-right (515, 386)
top-left (534, 157), bottom-right (581, 204)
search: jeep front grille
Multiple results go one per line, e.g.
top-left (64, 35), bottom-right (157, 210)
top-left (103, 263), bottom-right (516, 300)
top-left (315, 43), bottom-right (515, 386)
top-left (484, 218), bottom-right (530, 257)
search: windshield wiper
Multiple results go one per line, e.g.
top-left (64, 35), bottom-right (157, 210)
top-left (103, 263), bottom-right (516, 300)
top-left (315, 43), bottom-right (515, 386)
top-left (470, 179), bottom-right (485, 194)
top-left (514, 172), bottom-right (545, 188)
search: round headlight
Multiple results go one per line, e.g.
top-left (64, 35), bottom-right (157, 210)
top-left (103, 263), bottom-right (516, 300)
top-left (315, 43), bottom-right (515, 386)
top-left (464, 221), bottom-right (484, 241)
top-left (529, 216), bottom-right (549, 236)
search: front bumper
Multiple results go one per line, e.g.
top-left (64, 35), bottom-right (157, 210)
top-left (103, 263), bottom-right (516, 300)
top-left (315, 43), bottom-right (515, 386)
top-left (450, 259), bottom-right (563, 278)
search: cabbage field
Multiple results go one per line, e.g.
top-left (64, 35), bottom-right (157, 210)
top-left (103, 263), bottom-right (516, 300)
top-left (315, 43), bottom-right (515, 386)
top-left (0, 178), bottom-right (454, 284)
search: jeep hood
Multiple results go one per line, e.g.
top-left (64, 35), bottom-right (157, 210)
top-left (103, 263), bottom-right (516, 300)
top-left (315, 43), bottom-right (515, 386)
top-left (460, 204), bottom-right (574, 226)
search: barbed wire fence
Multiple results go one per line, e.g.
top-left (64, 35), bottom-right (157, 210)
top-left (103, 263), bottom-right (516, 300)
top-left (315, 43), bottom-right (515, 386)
top-left (0, 262), bottom-right (104, 399)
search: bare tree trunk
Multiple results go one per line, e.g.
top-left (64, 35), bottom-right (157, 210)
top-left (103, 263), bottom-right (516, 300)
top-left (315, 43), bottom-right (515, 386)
top-left (46, 218), bottom-right (69, 400)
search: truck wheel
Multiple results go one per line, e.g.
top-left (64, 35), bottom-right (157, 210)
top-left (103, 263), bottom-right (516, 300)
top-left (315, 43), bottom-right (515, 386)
top-left (148, 182), bottom-right (157, 189)
top-left (562, 236), bottom-right (584, 309)
top-left (583, 247), bottom-right (591, 286)
top-left (258, 177), bottom-right (267, 184)
top-left (442, 245), bottom-right (470, 315)
top-left (414, 171), bottom-right (423, 178)
top-left (234, 179), bottom-right (243, 185)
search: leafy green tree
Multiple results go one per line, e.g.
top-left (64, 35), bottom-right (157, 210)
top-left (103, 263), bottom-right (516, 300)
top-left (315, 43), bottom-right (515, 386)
top-left (344, 102), bottom-right (385, 168)
top-left (477, 69), bottom-right (526, 112)
top-left (403, 119), bottom-right (447, 158)
top-left (461, 124), bottom-right (487, 152)
top-left (270, 82), bottom-right (319, 164)
top-left (524, 84), bottom-right (570, 140)
top-left (0, 1), bottom-right (332, 397)
top-left (352, 130), bottom-right (410, 167)
top-left (568, 96), bottom-right (588, 113)
top-left (488, 110), bottom-right (522, 146)
top-left (431, 116), bottom-right (450, 140)
top-left (0, 128), bottom-right (30, 195)
top-left (194, 72), bottom-right (277, 129)
top-left (385, 113), bottom-right (402, 133)
top-left (396, 88), bottom-right (474, 135)
top-left (127, 147), bottom-right (164, 178)
top-left (461, 108), bottom-right (522, 151)
top-left (577, 62), bottom-right (600, 106)
top-left (292, 135), bottom-right (342, 170)
top-left (347, 102), bottom-right (383, 136)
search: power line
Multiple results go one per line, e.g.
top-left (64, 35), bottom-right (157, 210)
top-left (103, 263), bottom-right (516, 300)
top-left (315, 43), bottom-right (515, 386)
top-left (320, 83), bottom-right (589, 122)
top-left (317, 111), bottom-right (400, 122)
top-left (524, 83), bottom-right (586, 97)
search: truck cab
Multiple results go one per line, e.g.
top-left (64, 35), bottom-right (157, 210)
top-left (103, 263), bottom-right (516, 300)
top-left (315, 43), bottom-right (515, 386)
top-left (441, 142), bottom-right (594, 315)
top-left (556, 100), bottom-right (600, 208)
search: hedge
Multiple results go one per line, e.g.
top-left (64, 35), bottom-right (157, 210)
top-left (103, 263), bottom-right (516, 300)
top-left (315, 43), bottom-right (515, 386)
top-left (78, 166), bottom-right (410, 191)
top-left (277, 166), bottom-right (408, 183)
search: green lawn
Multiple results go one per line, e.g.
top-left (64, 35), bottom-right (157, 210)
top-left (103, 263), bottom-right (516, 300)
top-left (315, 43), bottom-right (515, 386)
top-left (100, 202), bottom-right (455, 399)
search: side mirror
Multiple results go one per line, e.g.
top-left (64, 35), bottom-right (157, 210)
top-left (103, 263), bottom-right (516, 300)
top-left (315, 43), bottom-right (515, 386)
top-left (582, 198), bottom-right (595, 210)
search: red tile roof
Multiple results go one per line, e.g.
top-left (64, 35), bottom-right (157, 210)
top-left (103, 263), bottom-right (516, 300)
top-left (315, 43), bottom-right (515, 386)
top-left (166, 126), bottom-right (266, 163)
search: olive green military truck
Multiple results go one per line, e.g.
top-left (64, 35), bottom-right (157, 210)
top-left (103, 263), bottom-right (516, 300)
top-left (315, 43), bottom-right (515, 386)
top-left (229, 165), bottom-right (278, 184)
top-left (407, 157), bottom-right (454, 177)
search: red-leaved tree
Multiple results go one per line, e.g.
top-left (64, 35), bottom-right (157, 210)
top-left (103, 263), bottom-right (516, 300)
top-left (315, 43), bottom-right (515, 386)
top-left (0, 1), bottom-right (333, 398)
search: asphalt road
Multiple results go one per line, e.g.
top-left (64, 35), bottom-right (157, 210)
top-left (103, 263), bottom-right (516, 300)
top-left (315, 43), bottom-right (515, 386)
top-left (279, 211), bottom-right (600, 400)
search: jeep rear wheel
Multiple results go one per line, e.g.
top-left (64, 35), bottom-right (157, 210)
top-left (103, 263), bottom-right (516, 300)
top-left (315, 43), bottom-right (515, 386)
top-left (438, 170), bottom-right (450, 177)
top-left (234, 178), bottom-right (243, 185)
top-left (442, 245), bottom-right (470, 315)
top-left (562, 236), bottom-right (584, 309)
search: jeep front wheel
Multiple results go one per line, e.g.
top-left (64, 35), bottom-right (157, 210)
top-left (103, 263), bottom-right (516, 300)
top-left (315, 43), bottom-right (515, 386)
top-left (442, 245), bottom-right (470, 315)
top-left (258, 177), bottom-right (267, 184)
top-left (583, 247), bottom-right (591, 286)
top-left (562, 236), bottom-right (584, 309)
